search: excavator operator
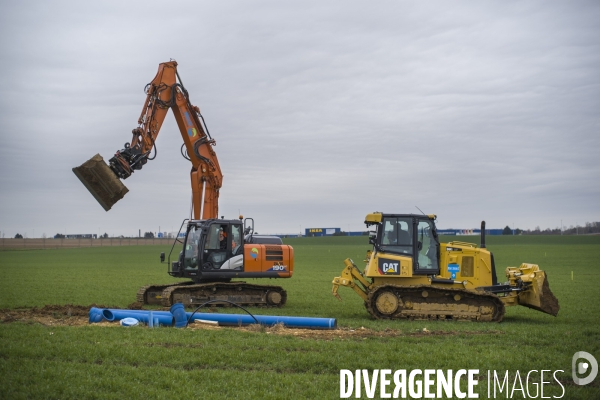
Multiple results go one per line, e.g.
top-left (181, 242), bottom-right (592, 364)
top-left (218, 226), bottom-right (237, 250)
top-left (218, 228), bottom-right (227, 250)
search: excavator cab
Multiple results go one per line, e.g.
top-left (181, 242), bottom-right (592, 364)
top-left (171, 219), bottom-right (243, 278)
top-left (200, 222), bottom-right (243, 270)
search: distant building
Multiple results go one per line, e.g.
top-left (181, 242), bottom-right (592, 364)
top-left (61, 234), bottom-right (97, 239)
top-left (437, 229), bottom-right (503, 236)
top-left (305, 227), bottom-right (341, 237)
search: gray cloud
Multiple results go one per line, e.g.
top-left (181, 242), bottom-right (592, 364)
top-left (0, 0), bottom-right (598, 238)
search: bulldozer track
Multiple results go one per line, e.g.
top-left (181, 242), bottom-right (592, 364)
top-left (138, 282), bottom-right (287, 308)
top-left (365, 284), bottom-right (505, 322)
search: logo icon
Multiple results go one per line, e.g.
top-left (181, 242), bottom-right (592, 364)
top-left (448, 263), bottom-right (460, 279)
top-left (572, 351), bottom-right (598, 385)
top-left (378, 258), bottom-right (400, 275)
top-left (184, 112), bottom-right (197, 137)
top-left (381, 263), bottom-right (398, 273)
top-left (250, 248), bottom-right (259, 259)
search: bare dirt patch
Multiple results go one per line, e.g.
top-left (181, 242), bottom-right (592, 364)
top-left (0, 304), bottom-right (111, 327)
top-left (1, 305), bottom-right (505, 339)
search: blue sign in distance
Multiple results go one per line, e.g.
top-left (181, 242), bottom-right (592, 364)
top-left (448, 263), bottom-right (460, 279)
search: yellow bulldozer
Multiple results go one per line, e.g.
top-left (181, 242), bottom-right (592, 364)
top-left (332, 213), bottom-right (559, 322)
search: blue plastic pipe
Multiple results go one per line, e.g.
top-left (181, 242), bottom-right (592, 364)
top-left (105, 309), bottom-right (172, 316)
top-left (89, 305), bottom-right (337, 330)
top-left (169, 303), bottom-right (337, 329)
top-left (88, 307), bottom-right (104, 323)
top-left (186, 312), bottom-right (337, 329)
top-left (171, 304), bottom-right (188, 328)
top-left (102, 309), bottom-right (174, 327)
top-left (89, 308), bottom-right (171, 323)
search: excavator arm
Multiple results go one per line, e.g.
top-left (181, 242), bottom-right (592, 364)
top-left (73, 61), bottom-right (222, 219)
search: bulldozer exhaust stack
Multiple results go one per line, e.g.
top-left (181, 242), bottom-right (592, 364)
top-left (72, 154), bottom-right (129, 211)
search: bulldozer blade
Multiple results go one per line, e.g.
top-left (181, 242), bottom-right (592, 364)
top-left (518, 271), bottom-right (560, 317)
top-left (72, 154), bottom-right (129, 211)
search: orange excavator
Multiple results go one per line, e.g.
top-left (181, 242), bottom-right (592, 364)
top-left (73, 61), bottom-right (293, 307)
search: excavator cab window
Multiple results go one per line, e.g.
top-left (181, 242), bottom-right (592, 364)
top-left (380, 217), bottom-right (413, 255)
top-left (415, 219), bottom-right (439, 273)
top-left (201, 224), bottom-right (228, 269)
top-left (183, 225), bottom-right (201, 270)
top-left (231, 224), bottom-right (242, 255)
top-left (201, 222), bottom-right (243, 270)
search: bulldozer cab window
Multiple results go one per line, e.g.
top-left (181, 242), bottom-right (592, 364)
top-left (416, 220), bottom-right (439, 272)
top-left (183, 226), bottom-right (200, 269)
top-left (380, 217), bottom-right (412, 255)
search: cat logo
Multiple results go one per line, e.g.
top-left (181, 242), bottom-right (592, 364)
top-left (382, 263), bottom-right (399, 273)
top-left (378, 258), bottom-right (400, 275)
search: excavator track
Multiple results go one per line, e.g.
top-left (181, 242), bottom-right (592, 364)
top-left (365, 285), bottom-right (505, 322)
top-left (136, 281), bottom-right (197, 305)
top-left (138, 282), bottom-right (287, 308)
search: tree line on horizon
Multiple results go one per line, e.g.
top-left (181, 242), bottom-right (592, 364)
top-left (518, 221), bottom-right (600, 235)
top-left (9, 222), bottom-right (600, 239)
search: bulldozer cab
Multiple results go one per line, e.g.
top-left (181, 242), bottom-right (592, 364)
top-left (373, 214), bottom-right (440, 275)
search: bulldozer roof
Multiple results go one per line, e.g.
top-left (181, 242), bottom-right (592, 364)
top-left (364, 213), bottom-right (437, 225)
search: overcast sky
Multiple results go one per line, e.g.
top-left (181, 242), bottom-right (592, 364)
top-left (0, 1), bottom-right (598, 238)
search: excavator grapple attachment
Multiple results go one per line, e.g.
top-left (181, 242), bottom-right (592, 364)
top-left (517, 270), bottom-right (560, 317)
top-left (72, 154), bottom-right (129, 211)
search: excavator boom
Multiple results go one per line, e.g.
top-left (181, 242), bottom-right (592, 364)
top-left (73, 61), bottom-right (222, 218)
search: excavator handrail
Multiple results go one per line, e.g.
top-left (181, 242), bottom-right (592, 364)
top-left (166, 218), bottom-right (190, 276)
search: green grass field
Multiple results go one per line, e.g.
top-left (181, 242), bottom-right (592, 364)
top-left (1, 235), bottom-right (599, 399)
